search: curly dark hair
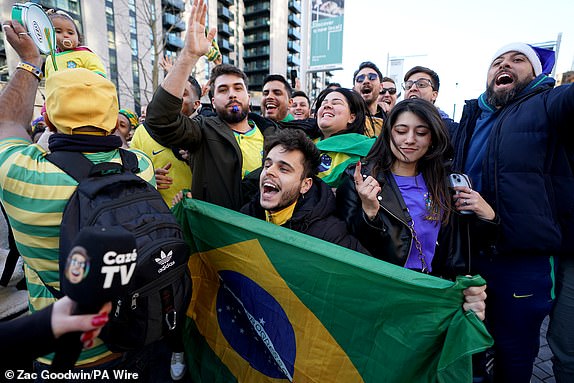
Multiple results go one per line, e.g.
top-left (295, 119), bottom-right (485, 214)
top-left (263, 129), bottom-right (321, 179)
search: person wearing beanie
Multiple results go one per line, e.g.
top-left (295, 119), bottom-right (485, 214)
top-left (117, 108), bottom-right (139, 144)
top-left (449, 42), bottom-right (574, 383)
top-left (0, 20), bottom-right (158, 371)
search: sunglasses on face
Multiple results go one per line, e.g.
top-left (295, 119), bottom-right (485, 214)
top-left (402, 78), bottom-right (433, 90)
top-left (380, 87), bottom-right (397, 95)
top-left (355, 73), bottom-right (379, 83)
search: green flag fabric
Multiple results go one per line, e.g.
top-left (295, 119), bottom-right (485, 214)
top-left (315, 133), bottom-right (375, 188)
top-left (173, 199), bottom-right (493, 383)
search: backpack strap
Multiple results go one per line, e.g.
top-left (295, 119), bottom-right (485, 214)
top-left (119, 149), bottom-right (140, 174)
top-left (0, 203), bottom-right (23, 287)
top-left (46, 149), bottom-right (140, 182)
top-left (45, 151), bottom-right (94, 182)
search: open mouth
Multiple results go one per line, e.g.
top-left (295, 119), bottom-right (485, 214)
top-left (265, 102), bottom-right (278, 111)
top-left (495, 73), bottom-right (514, 86)
top-left (361, 87), bottom-right (372, 95)
top-left (262, 181), bottom-right (279, 196)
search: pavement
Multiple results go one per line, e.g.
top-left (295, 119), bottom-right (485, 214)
top-left (533, 316), bottom-right (556, 383)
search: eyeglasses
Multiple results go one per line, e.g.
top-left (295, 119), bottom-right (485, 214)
top-left (402, 79), bottom-right (434, 90)
top-left (355, 73), bottom-right (379, 83)
top-left (380, 87), bottom-right (397, 95)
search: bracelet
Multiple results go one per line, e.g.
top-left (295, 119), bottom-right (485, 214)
top-left (16, 62), bottom-right (44, 81)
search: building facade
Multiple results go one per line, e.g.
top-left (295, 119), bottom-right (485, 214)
top-left (1, 0), bottom-right (320, 115)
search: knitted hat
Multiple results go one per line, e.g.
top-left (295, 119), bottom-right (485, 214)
top-left (119, 108), bottom-right (139, 128)
top-left (491, 43), bottom-right (542, 76)
top-left (46, 68), bottom-right (118, 135)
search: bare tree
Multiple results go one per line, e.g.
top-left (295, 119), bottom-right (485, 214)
top-left (114, 0), bottom-right (185, 108)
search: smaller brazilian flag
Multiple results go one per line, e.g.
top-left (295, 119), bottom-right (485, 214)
top-left (315, 133), bottom-right (375, 188)
top-left (173, 199), bottom-right (492, 383)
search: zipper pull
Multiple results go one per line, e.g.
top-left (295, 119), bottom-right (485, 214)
top-left (114, 299), bottom-right (122, 318)
top-left (131, 293), bottom-right (139, 310)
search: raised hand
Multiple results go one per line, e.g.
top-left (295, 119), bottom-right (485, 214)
top-left (353, 161), bottom-right (381, 220)
top-left (182, 0), bottom-right (217, 60)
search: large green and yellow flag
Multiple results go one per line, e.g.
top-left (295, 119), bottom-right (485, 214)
top-left (173, 199), bottom-right (493, 383)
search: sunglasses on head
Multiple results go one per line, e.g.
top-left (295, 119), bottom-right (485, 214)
top-left (380, 87), bottom-right (397, 95)
top-left (355, 73), bottom-right (379, 83)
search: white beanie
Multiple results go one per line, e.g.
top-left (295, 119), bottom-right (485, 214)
top-left (491, 43), bottom-right (542, 76)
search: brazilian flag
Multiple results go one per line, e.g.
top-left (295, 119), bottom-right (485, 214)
top-left (173, 199), bottom-right (492, 383)
top-left (315, 133), bottom-right (375, 188)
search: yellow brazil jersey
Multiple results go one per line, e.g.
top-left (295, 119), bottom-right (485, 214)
top-left (131, 124), bottom-right (192, 206)
top-left (234, 121), bottom-right (264, 179)
top-left (0, 138), bottom-right (154, 365)
top-left (44, 47), bottom-right (107, 78)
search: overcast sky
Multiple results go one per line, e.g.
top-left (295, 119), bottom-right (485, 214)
top-left (328, 0), bottom-right (574, 120)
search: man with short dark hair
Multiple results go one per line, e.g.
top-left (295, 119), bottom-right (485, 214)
top-left (352, 61), bottom-right (385, 137)
top-left (261, 74), bottom-right (295, 122)
top-left (146, 1), bottom-right (282, 211)
top-left (241, 129), bottom-right (367, 253)
top-left (402, 66), bottom-right (457, 132)
top-left (290, 90), bottom-right (311, 120)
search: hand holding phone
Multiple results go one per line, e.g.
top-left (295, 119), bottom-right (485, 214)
top-left (449, 173), bottom-right (474, 215)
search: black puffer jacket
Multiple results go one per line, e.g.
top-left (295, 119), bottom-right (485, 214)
top-left (336, 162), bottom-right (497, 280)
top-left (241, 177), bottom-right (369, 255)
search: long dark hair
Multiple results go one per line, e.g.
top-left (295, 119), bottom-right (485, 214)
top-left (365, 98), bottom-right (452, 223)
top-left (313, 87), bottom-right (368, 137)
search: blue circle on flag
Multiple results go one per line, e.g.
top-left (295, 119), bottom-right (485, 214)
top-left (216, 270), bottom-right (296, 379)
top-left (318, 153), bottom-right (332, 172)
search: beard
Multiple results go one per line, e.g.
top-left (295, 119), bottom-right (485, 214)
top-left (216, 102), bottom-right (249, 124)
top-left (260, 184), bottom-right (300, 213)
top-left (486, 77), bottom-right (531, 108)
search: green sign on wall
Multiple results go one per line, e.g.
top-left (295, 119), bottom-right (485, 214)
top-left (310, 1), bottom-right (344, 70)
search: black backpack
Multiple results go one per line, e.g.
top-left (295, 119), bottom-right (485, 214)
top-left (46, 149), bottom-right (192, 352)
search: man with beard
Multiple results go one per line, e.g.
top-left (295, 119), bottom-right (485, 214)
top-left (261, 74), bottom-right (295, 122)
top-left (241, 129), bottom-right (367, 253)
top-left (402, 66), bottom-right (458, 134)
top-left (146, 0), bottom-right (281, 211)
top-left (352, 61), bottom-right (385, 137)
top-left (450, 42), bottom-right (574, 383)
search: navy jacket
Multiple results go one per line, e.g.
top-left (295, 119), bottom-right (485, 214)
top-left (451, 76), bottom-right (574, 255)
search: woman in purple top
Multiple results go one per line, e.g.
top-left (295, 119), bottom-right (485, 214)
top-left (337, 99), bottom-right (497, 318)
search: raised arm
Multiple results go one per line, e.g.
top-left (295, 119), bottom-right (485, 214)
top-left (161, 0), bottom-right (217, 99)
top-left (0, 21), bottom-right (43, 141)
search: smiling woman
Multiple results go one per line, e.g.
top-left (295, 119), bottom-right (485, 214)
top-left (313, 87), bottom-right (375, 188)
top-left (336, 98), bottom-right (496, 279)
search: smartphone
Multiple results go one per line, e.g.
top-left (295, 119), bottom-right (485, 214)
top-left (448, 173), bottom-right (474, 215)
top-left (448, 173), bottom-right (472, 190)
